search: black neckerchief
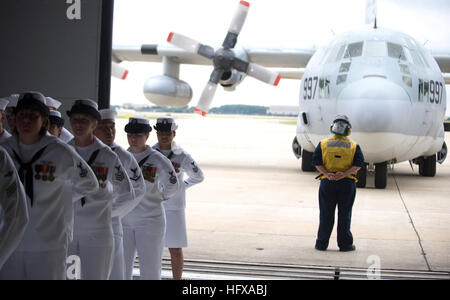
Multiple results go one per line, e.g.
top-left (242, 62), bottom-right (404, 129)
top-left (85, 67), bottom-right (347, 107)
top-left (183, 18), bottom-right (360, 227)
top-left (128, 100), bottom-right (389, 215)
top-left (156, 148), bottom-right (174, 160)
top-left (138, 154), bottom-right (151, 167)
top-left (13, 146), bottom-right (48, 206)
top-left (80, 149), bottom-right (100, 207)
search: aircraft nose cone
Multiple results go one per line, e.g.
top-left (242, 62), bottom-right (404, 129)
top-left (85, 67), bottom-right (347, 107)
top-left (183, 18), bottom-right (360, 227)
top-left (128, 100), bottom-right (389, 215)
top-left (336, 77), bottom-right (412, 163)
top-left (337, 77), bottom-right (411, 133)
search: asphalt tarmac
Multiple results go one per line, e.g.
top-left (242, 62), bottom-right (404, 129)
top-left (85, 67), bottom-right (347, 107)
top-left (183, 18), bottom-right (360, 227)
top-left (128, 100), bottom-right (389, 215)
top-left (114, 113), bottom-right (450, 275)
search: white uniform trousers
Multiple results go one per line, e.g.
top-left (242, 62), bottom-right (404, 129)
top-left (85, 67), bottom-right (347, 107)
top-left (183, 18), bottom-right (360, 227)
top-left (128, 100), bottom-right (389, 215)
top-left (0, 248), bottom-right (67, 280)
top-left (123, 215), bottom-right (166, 280)
top-left (164, 209), bottom-right (188, 248)
top-left (68, 230), bottom-right (114, 280)
top-left (109, 218), bottom-right (125, 280)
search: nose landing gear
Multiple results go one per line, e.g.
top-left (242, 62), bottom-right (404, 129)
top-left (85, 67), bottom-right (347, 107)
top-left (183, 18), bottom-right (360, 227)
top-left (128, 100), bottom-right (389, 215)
top-left (355, 162), bottom-right (388, 189)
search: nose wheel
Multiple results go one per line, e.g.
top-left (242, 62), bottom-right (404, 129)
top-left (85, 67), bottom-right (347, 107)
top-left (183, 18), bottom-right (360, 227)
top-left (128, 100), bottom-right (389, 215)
top-left (418, 154), bottom-right (436, 177)
top-left (356, 164), bottom-right (367, 188)
top-left (374, 162), bottom-right (387, 189)
top-left (356, 162), bottom-right (387, 189)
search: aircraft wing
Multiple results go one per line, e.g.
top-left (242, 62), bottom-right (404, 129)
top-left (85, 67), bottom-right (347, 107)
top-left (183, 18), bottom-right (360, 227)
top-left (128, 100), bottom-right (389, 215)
top-left (112, 44), bottom-right (315, 70)
top-left (434, 54), bottom-right (450, 73)
top-left (433, 54), bottom-right (450, 83)
top-left (443, 73), bottom-right (450, 84)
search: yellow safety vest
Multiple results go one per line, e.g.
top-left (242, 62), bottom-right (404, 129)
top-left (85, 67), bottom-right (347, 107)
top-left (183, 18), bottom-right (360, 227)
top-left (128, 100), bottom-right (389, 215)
top-left (319, 135), bottom-right (358, 181)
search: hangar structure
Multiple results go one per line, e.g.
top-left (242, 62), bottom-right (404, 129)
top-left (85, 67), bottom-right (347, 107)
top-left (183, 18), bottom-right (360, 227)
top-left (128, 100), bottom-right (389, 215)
top-left (0, 0), bottom-right (114, 118)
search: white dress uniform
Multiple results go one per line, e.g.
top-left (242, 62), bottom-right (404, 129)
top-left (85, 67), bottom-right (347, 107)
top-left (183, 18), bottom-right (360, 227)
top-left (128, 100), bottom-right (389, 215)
top-left (0, 145), bottom-right (28, 269)
top-left (109, 142), bottom-right (146, 280)
top-left (68, 137), bottom-right (134, 280)
top-left (59, 128), bottom-right (74, 143)
top-left (45, 96), bottom-right (74, 143)
top-left (0, 134), bottom-right (99, 280)
top-left (0, 129), bottom-right (11, 144)
top-left (123, 143), bottom-right (179, 280)
top-left (153, 142), bottom-right (204, 248)
top-left (0, 98), bottom-right (11, 144)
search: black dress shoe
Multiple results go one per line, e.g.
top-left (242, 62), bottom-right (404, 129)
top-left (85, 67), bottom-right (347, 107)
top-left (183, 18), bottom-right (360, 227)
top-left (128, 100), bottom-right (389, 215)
top-left (339, 245), bottom-right (356, 252)
top-left (315, 245), bottom-right (327, 251)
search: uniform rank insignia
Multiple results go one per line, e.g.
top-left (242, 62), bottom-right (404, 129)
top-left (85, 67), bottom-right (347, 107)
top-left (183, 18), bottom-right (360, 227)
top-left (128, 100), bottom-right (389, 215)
top-left (34, 164), bottom-right (56, 181)
top-left (115, 165), bottom-right (125, 181)
top-left (142, 165), bottom-right (157, 183)
top-left (77, 162), bottom-right (88, 178)
top-left (172, 161), bottom-right (181, 173)
top-left (169, 171), bottom-right (177, 184)
top-left (191, 161), bottom-right (199, 173)
top-left (129, 167), bottom-right (141, 181)
top-left (93, 166), bottom-right (109, 188)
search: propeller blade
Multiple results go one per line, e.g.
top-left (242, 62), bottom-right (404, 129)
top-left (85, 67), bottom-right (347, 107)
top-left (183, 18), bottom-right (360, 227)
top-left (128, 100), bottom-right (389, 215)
top-left (167, 32), bottom-right (201, 53)
top-left (247, 63), bottom-right (281, 86)
top-left (195, 81), bottom-right (219, 116)
top-left (229, 1), bottom-right (250, 35)
top-left (222, 1), bottom-right (250, 49)
top-left (168, 32), bottom-right (215, 59)
top-left (195, 68), bottom-right (224, 116)
top-left (111, 62), bottom-right (128, 80)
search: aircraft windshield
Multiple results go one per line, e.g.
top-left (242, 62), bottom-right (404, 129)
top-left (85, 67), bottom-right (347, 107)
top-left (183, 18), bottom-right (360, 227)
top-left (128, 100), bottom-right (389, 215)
top-left (344, 42), bottom-right (363, 58)
top-left (387, 42), bottom-right (406, 60)
top-left (322, 38), bottom-right (424, 66)
top-left (364, 40), bottom-right (386, 57)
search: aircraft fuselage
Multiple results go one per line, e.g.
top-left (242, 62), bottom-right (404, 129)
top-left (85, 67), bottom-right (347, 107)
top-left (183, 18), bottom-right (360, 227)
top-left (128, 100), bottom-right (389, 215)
top-left (296, 28), bottom-right (446, 165)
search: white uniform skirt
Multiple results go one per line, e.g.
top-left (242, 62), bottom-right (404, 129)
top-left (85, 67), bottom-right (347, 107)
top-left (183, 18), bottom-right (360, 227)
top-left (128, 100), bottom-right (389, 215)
top-left (164, 209), bottom-right (187, 248)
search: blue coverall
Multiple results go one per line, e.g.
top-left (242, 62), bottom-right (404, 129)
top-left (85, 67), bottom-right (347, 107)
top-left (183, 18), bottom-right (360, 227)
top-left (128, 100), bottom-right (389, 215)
top-left (312, 142), bottom-right (365, 251)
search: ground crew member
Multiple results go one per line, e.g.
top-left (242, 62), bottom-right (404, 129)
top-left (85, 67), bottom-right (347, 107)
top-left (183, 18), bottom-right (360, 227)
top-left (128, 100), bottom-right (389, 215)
top-left (67, 99), bottom-right (134, 280)
top-left (0, 92), bottom-right (99, 279)
top-left (123, 117), bottom-right (179, 280)
top-left (0, 145), bottom-right (28, 269)
top-left (0, 98), bottom-right (12, 143)
top-left (312, 115), bottom-right (364, 252)
top-left (94, 108), bottom-right (146, 280)
top-left (153, 117), bottom-right (204, 280)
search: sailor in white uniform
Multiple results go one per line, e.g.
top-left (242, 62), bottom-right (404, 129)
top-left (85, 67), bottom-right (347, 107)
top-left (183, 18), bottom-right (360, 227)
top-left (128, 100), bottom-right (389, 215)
top-left (45, 96), bottom-right (74, 143)
top-left (123, 117), bottom-right (179, 280)
top-left (48, 110), bottom-right (65, 138)
top-left (67, 99), bottom-right (135, 280)
top-left (3, 94), bottom-right (19, 134)
top-left (0, 145), bottom-right (28, 269)
top-left (153, 117), bottom-right (204, 280)
top-left (0, 92), bottom-right (99, 280)
top-left (0, 98), bottom-right (12, 143)
top-left (94, 109), bottom-right (146, 280)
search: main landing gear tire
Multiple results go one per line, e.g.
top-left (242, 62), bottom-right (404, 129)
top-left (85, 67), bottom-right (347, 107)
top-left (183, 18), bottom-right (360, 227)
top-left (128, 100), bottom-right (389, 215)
top-left (374, 162), bottom-right (388, 189)
top-left (419, 154), bottom-right (436, 177)
top-left (356, 163), bottom-right (367, 188)
top-left (301, 149), bottom-right (315, 172)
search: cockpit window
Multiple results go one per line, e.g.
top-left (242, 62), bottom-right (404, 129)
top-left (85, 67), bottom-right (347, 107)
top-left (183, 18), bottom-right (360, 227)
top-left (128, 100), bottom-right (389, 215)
top-left (344, 42), bottom-right (363, 58)
top-left (364, 40), bottom-right (386, 57)
top-left (387, 42), bottom-right (406, 60)
top-left (408, 49), bottom-right (424, 67)
top-left (335, 44), bottom-right (346, 61)
top-left (325, 43), bottom-right (345, 64)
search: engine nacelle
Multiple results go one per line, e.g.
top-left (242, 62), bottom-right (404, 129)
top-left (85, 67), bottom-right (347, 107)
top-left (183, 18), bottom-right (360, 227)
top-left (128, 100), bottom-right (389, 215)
top-left (219, 69), bottom-right (246, 91)
top-left (220, 69), bottom-right (246, 91)
top-left (143, 75), bottom-right (193, 107)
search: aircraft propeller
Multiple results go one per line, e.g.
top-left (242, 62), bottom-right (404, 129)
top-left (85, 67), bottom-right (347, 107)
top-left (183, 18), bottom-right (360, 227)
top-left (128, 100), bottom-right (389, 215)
top-left (111, 61), bottom-right (129, 80)
top-left (167, 1), bottom-right (281, 116)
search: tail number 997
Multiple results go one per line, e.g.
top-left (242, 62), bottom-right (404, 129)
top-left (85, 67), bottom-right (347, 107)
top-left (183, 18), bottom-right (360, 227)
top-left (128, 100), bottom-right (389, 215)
top-left (303, 76), bottom-right (318, 100)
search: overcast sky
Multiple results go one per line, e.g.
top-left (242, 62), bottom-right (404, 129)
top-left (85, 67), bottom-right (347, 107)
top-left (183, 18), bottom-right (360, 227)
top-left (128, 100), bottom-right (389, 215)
top-left (111, 0), bottom-right (450, 112)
